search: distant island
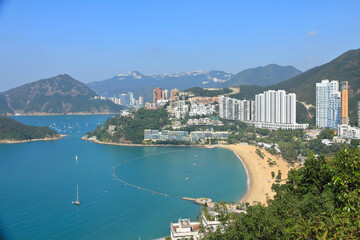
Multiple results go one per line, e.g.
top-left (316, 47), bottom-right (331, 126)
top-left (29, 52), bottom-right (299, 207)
top-left (0, 116), bottom-right (62, 143)
top-left (0, 74), bottom-right (124, 115)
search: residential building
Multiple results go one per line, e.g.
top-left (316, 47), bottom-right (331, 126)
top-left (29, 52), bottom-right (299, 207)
top-left (153, 87), bottom-right (162, 103)
top-left (138, 96), bottom-right (144, 106)
top-left (201, 210), bottom-right (221, 233)
top-left (316, 80), bottom-right (341, 129)
top-left (255, 90), bottom-right (295, 124)
top-left (338, 124), bottom-right (360, 139)
top-left (341, 81), bottom-right (349, 125)
top-left (170, 219), bottom-right (200, 240)
top-left (219, 96), bottom-right (253, 121)
top-left (162, 89), bottom-right (169, 100)
top-left (189, 131), bottom-right (229, 142)
top-left (187, 117), bottom-right (223, 126)
top-left (167, 100), bottom-right (189, 119)
top-left (189, 102), bottom-right (215, 117)
top-left (170, 88), bottom-right (180, 98)
top-left (144, 130), bottom-right (190, 142)
top-left (144, 102), bottom-right (158, 110)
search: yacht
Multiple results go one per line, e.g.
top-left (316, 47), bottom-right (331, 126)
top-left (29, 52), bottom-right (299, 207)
top-left (72, 185), bottom-right (80, 205)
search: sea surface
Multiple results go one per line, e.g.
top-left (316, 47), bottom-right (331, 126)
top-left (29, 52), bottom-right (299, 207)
top-left (0, 115), bottom-right (247, 240)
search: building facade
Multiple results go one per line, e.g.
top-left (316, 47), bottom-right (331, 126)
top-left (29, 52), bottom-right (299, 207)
top-left (341, 81), bottom-right (349, 125)
top-left (219, 96), bottom-right (253, 121)
top-left (316, 80), bottom-right (342, 129)
top-left (254, 90), bottom-right (296, 124)
top-left (153, 87), bottom-right (162, 103)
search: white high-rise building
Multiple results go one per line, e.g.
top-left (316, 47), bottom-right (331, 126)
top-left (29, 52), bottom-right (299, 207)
top-left (254, 90), bottom-right (295, 124)
top-left (219, 96), bottom-right (253, 121)
top-left (252, 90), bottom-right (307, 130)
top-left (316, 80), bottom-right (341, 129)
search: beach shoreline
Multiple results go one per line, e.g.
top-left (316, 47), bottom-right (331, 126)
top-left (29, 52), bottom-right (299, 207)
top-left (0, 135), bottom-right (65, 144)
top-left (82, 138), bottom-right (292, 205)
top-left (219, 144), bottom-right (292, 205)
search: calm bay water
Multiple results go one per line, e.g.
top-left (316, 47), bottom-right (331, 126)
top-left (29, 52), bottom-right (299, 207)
top-left (0, 115), bottom-right (247, 240)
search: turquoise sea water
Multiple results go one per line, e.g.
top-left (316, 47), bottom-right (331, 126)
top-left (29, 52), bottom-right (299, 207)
top-left (0, 115), bottom-right (247, 240)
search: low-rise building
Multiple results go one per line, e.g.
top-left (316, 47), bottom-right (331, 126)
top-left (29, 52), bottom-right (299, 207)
top-left (190, 131), bottom-right (230, 142)
top-left (144, 130), bottom-right (190, 142)
top-left (252, 122), bottom-right (309, 130)
top-left (338, 124), bottom-right (360, 139)
top-left (170, 218), bottom-right (201, 240)
top-left (201, 210), bottom-right (221, 233)
top-left (187, 117), bottom-right (223, 126)
top-left (167, 100), bottom-right (189, 119)
top-left (145, 102), bottom-right (158, 110)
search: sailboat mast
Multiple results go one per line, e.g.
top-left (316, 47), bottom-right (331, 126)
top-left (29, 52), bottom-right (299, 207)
top-left (77, 185), bottom-right (79, 202)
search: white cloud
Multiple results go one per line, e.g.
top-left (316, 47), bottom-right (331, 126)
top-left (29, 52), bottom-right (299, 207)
top-left (307, 30), bottom-right (319, 36)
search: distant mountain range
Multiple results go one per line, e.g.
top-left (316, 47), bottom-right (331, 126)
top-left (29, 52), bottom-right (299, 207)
top-left (87, 64), bottom-right (301, 101)
top-left (0, 74), bottom-right (124, 115)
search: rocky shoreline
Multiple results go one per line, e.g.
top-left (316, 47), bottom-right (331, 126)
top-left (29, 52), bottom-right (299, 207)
top-left (0, 135), bottom-right (65, 144)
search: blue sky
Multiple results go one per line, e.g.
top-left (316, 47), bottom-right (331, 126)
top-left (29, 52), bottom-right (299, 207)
top-left (0, 0), bottom-right (359, 91)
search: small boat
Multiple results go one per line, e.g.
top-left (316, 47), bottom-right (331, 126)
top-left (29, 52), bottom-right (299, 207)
top-left (185, 177), bottom-right (189, 180)
top-left (72, 185), bottom-right (80, 206)
top-left (187, 169), bottom-right (192, 172)
top-left (75, 155), bottom-right (78, 164)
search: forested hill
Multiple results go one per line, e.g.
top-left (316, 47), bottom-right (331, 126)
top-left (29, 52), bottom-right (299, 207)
top-left (225, 64), bottom-right (301, 87)
top-left (0, 116), bottom-right (60, 141)
top-left (270, 49), bottom-right (360, 123)
top-left (0, 74), bottom-right (124, 115)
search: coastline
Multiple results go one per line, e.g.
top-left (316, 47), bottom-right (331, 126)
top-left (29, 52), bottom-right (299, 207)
top-left (0, 135), bottom-right (65, 144)
top-left (5, 112), bottom-right (117, 116)
top-left (81, 138), bottom-right (215, 148)
top-left (81, 138), bottom-right (292, 205)
top-left (219, 144), bottom-right (292, 205)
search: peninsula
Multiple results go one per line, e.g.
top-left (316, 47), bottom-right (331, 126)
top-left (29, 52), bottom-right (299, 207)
top-left (0, 116), bottom-right (62, 143)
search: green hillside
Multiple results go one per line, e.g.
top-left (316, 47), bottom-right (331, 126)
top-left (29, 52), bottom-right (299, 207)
top-left (270, 49), bottom-right (360, 124)
top-left (0, 74), bottom-right (124, 114)
top-left (0, 116), bottom-right (60, 141)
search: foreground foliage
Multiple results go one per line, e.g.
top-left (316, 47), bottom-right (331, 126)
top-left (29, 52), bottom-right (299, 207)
top-left (203, 148), bottom-right (360, 239)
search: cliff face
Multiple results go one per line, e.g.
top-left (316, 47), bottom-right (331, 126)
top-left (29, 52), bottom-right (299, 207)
top-left (0, 74), bottom-right (123, 114)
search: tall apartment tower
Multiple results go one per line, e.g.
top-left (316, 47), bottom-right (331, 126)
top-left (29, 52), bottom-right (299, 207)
top-left (254, 90), bottom-right (295, 124)
top-left (341, 81), bottom-right (349, 125)
top-left (153, 87), bottom-right (162, 103)
top-left (316, 80), bottom-right (341, 129)
top-left (162, 89), bottom-right (169, 100)
top-left (219, 96), bottom-right (253, 121)
top-left (138, 96), bottom-right (144, 106)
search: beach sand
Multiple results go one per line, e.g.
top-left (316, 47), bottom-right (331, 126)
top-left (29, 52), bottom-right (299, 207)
top-left (220, 144), bottom-right (292, 205)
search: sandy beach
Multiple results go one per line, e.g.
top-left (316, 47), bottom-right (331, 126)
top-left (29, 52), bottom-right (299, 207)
top-left (220, 144), bottom-right (292, 205)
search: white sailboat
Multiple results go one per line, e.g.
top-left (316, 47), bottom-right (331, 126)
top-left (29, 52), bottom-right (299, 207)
top-left (72, 185), bottom-right (80, 205)
top-left (75, 155), bottom-right (78, 164)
